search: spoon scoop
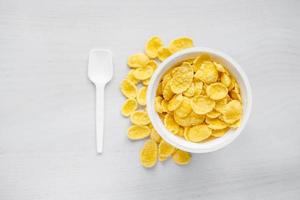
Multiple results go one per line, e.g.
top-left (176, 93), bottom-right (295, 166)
top-left (88, 49), bottom-right (113, 153)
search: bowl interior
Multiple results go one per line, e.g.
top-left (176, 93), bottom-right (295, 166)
top-left (146, 47), bottom-right (252, 153)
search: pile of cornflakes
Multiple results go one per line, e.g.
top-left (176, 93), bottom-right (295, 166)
top-left (121, 36), bottom-right (193, 168)
top-left (155, 54), bottom-right (243, 143)
top-left (120, 36), bottom-right (242, 168)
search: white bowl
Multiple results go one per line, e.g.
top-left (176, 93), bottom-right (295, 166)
top-left (147, 47), bottom-right (252, 153)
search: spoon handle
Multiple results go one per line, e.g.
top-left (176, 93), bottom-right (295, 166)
top-left (96, 84), bottom-right (105, 153)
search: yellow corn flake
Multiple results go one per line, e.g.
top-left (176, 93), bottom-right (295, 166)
top-left (164, 113), bottom-right (180, 134)
top-left (158, 47), bottom-right (172, 61)
top-left (229, 90), bottom-right (242, 102)
top-left (156, 82), bottom-right (163, 96)
top-left (219, 114), bottom-right (225, 122)
top-left (162, 82), bottom-right (174, 101)
top-left (221, 73), bottom-right (231, 87)
top-left (214, 97), bottom-right (228, 113)
top-left (206, 83), bottom-right (228, 100)
top-left (191, 95), bottom-right (215, 114)
top-left (140, 139), bottom-right (158, 168)
top-left (194, 81), bottom-right (204, 96)
top-left (222, 100), bottom-right (242, 124)
top-left (161, 99), bottom-right (169, 113)
top-left (233, 82), bottom-right (240, 93)
top-left (128, 125), bottom-right (151, 140)
top-left (155, 96), bottom-right (163, 113)
top-left (121, 98), bottom-right (137, 117)
top-left (229, 120), bottom-right (241, 128)
top-left (211, 128), bottom-right (229, 138)
top-left (228, 82), bottom-right (234, 91)
top-left (192, 54), bottom-right (211, 72)
top-left (205, 117), bottom-right (228, 130)
top-left (137, 86), bottom-right (147, 106)
top-left (206, 110), bottom-right (221, 119)
top-left (130, 110), bottom-right (150, 125)
top-left (213, 62), bottom-right (226, 73)
top-left (174, 111), bottom-right (205, 127)
top-left (171, 66), bottom-right (181, 77)
top-left (174, 112), bottom-right (191, 127)
top-left (128, 53), bottom-right (149, 68)
top-left (159, 140), bottom-right (175, 159)
top-left (188, 112), bottom-right (205, 126)
top-left (226, 95), bottom-right (232, 102)
top-left (162, 72), bottom-right (172, 89)
top-left (169, 37), bottom-right (194, 53)
top-left (126, 70), bottom-right (139, 84)
top-left (148, 123), bottom-right (153, 128)
top-left (150, 128), bottom-right (162, 143)
top-left (228, 79), bottom-right (236, 91)
top-left (148, 60), bottom-right (158, 71)
top-left (183, 127), bottom-right (190, 141)
top-left (187, 124), bottom-right (212, 142)
top-left (167, 94), bottom-right (184, 111)
top-left (172, 149), bottom-right (191, 165)
top-left (145, 36), bottom-right (163, 58)
top-left (194, 61), bottom-right (218, 84)
top-left (183, 82), bottom-right (195, 97)
top-left (170, 63), bottom-right (194, 94)
top-left (202, 136), bottom-right (217, 142)
top-left (174, 97), bottom-right (192, 118)
top-left (133, 66), bottom-right (153, 80)
top-left (159, 156), bottom-right (169, 162)
top-left (120, 79), bottom-right (137, 98)
top-left (201, 84), bottom-right (207, 95)
top-left (159, 156), bottom-right (168, 162)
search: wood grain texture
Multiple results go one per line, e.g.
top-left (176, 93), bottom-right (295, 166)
top-left (0, 0), bottom-right (300, 199)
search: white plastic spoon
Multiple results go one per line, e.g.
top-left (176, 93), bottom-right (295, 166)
top-left (88, 49), bottom-right (113, 154)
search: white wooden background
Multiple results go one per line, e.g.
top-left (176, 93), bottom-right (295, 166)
top-left (0, 0), bottom-right (300, 199)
